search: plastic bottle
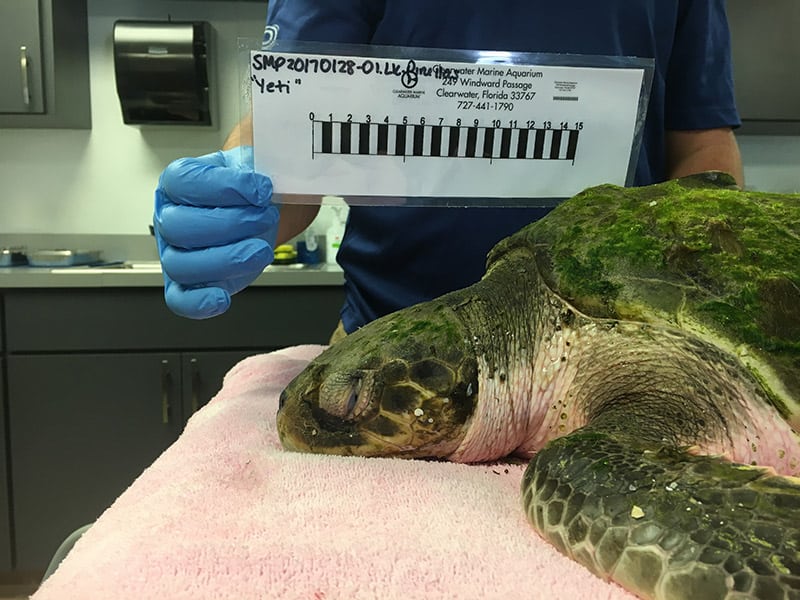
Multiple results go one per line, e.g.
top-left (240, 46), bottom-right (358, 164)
top-left (325, 205), bottom-right (346, 266)
top-left (296, 229), bottom-right (320, 265)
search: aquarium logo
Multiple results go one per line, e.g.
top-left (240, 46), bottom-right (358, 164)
top-left (262, 24), bottom-right (279, 50)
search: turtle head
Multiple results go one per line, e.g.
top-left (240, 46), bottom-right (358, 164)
top-left (277, 300), bottom-right (479, 458)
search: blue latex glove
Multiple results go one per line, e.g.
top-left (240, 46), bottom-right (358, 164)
top-left (154, 146), bottom-right (279, 319)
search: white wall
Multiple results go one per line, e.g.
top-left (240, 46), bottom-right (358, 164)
top-left (0, 2), bottom-right (798, 237)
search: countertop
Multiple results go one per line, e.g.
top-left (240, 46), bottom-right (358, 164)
top-left (0, 262), bottom-right (345, 288)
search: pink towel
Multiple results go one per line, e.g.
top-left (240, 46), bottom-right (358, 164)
top-left (33, 346), bottom-right (635, 600)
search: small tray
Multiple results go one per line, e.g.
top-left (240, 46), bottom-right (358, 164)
top-left (28, 249), bottom-right (103, 267)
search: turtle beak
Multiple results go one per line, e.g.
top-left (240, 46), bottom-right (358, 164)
top-left (276, 393), bottom-right (353, 454)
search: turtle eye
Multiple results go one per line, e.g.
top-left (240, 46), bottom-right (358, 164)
top-left (345, 376), bottom-right (363, 416)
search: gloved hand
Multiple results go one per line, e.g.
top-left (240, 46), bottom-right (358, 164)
top-left (154, 146), bottom-right (279, 319)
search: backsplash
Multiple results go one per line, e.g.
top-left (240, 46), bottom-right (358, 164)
top-left (0, 0), bottom-right (798, 239)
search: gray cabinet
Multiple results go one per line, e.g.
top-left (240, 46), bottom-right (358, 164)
top-left (0, 293), bottom-right (10, 571)
top-left (0, 357), bottom-right (11, 572)
top-left (0, 0), bottom-right (90, 128)
top-left (1, 284), bottom-right (343, 572)
top-left (0, 0), bottom-right (45, 114)
top-left (7, 350), bottom-right (257, 570)
top-left (8, 352), bottom-right (184, 571)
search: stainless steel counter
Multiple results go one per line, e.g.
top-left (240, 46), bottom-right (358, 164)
top-left (0, 262), bottom-right (344, 288)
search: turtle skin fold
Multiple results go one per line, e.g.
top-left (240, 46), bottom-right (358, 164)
top-left (523, 429), bottom-right (800, 600)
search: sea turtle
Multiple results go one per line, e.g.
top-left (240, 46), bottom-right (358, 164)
top-left (277, 172), bottom-right (800, 600)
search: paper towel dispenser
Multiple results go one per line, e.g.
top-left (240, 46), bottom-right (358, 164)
top-left (113, 20), bottom-right (212, 125)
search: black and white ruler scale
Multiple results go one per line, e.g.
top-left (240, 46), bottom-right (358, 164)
top-left (311, 114), bottom-right (581, 164)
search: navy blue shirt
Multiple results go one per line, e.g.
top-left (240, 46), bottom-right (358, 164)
top-left (265, 1), bottom-right (740, 332)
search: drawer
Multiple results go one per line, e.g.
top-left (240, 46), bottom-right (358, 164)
top-left (4, 286), bottom-right (343, 352)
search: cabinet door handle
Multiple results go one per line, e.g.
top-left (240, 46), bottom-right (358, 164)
top-left (20, 46), bottom-right (30, 107)
top-left (161, 359), bottom-right (172, 425)
top-left (189, 358), bottom-right (200, 414)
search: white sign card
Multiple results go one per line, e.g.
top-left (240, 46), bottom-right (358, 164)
top-left (250, 45), bottom-right (651, 204)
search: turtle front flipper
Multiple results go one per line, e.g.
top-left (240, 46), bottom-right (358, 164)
top-left (522, 431), bottom-right (800, 600)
